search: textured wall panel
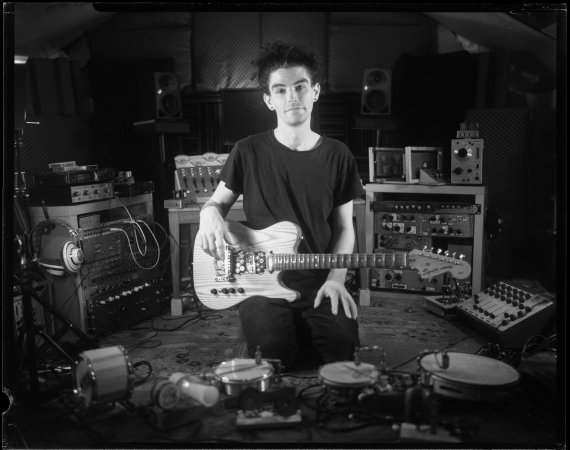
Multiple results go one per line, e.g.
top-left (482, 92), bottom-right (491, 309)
top-left (25, 58), bottom-right (89, 116)
top-left (94, 11), bottom-right (192, 30)
top-left (330, 11), bottom-right (436, 25)
top-left (193, 12), bottom-right (260, 91)
top-left (464, 108), bottom-right (530, 279)
top-left (261, 12), bottom-right (327, 86)
top-left (327, 24), bottom-right (433, 93)
top-left (16, 115), bottom-right (91, 184)
top-left (86, 27), bottom-right (192, 94)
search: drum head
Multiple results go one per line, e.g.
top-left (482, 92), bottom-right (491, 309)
top-left (214, 358), bottom-right (273, 384)
top-left (319, 361), bottom-right (379, 388)
top-left (420, 352), bottom-right (520, 387)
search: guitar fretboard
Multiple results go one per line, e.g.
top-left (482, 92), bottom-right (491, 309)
top-left (269, 252), bottom-right (409, 270)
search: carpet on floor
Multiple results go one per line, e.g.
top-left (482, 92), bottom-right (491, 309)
top-left (96, 297), bottom-right (486, 394)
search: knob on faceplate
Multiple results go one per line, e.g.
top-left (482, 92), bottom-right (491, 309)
top-left (453, 167), bottom-right (463, 175)
top-left (457, 148), bottom-right (468, 158)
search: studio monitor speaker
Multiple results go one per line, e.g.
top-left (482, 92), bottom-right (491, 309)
top-left (138, 72), bottom-right (182, 120)
top-left (361, 68), bottom-right (392, 115)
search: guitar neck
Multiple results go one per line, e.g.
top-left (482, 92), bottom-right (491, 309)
top-left (269, 251), bottom-right (409, 270)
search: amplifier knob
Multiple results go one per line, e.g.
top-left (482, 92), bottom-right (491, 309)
top-left (385, 273), bottom-right (393, 281)
top-left (395, 274), bottom-right (402, 281)
top-left (393, 225), bottom-right (401, 232)
top-left (83, 190), bottom-right (90, 195)
top-left (73, 191), bottom-right (80, 197)
top-left (94, 190), bottom-right (100, 194)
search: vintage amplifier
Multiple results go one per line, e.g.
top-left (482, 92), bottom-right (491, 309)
top-left (28, 183), bottom-right (115, 206)
top-left (33, 168), bottom-right (116, 186)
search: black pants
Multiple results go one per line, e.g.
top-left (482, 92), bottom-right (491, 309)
top-left (236, 278), bottom-right (360, 370)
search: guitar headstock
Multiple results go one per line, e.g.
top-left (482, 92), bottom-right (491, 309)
top-left (408, 248), bottom-right (471, 280)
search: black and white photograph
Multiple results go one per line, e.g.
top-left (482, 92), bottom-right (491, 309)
top-left (3, 2), bottom-right (566, 447)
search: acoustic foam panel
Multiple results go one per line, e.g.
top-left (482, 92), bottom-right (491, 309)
top-left (86, 27), bottom-right (192, 94)
top-left (327, 24), bottom-right (433, 93)
top-left (193, 12), bottom-right (259, 91)
top-left (464, 108), bottom-right (531, 279)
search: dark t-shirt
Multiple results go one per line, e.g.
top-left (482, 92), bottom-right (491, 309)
top-left (220, 129), bottom-right (364, 282)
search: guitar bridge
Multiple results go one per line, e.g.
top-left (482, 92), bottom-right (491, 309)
top-left (214, 246), bottom-right (268, 282)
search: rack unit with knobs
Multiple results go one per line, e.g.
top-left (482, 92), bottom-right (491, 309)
top-left (360, 184), bottom-right (487, 304)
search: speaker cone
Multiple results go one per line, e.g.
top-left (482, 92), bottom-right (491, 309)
top-left (161, 94), bottom-right (180, 115)
top-left (364, 90), bottom-right (387, 112)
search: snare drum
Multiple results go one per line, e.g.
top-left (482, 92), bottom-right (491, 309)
top-left (318, 361), bottom-right (379, 397)
top-left (72, 345), bottom-right (134, 408)
top-left (214, 358), bottom-right (273, 396)
top-left (419, 352), bottom-right (520, 402)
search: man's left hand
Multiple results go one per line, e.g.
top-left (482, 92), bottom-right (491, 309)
top-left (314, 279), bottom-right (358, 319)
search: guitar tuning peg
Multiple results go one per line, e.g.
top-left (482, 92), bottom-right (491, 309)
top-left (430, 247), bottom-right (434, 253)
top-left (452, 252), bottom-right (457, 259)
top-left (423, 246), bottom-right (428, 252)
top-left (444, 250), bottom-right (450, 257)
top-left (436, 249), bottom-right (442, 255)
top-left (459, 254), bottom-right (465, 260)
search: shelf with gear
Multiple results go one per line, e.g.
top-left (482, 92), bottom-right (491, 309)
top-left (359, 183), bottom-right (487, 304)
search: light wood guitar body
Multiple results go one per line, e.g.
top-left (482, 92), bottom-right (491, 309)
top-left (193, 220), bottom-right (471, 310)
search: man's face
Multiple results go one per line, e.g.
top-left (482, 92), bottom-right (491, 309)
top-left (263, 66), bottom-right (320, 127)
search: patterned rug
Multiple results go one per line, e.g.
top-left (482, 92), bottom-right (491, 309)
top-left (98, 296), bottom-right (487, 394)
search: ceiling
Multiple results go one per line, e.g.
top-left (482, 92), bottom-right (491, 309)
top-left (13, 4), bottom-right (560, 77)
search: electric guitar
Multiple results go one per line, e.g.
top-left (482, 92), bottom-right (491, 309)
top-left (193, 220), bottom-right (471, 310)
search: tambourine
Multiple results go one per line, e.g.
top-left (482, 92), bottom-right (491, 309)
top-left (214, 358), bottom-right (273, 396)
top-left (72, 345), bottom-right (134, 408)
top-left (418, 351), bottom-right (520, 402)
top-left (318, 361), bottom-right (379, 397)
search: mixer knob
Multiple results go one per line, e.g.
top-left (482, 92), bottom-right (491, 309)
top-left (518, 304), bottom-right (525, 310)
top-left (503, 312), bottom-right (509, 318)
top-left (409, 216), bottom-right (415, 221)
top-left (509, 314), bottom-right (517, 321)
top-left (500, 295), bottom-right (506, 301)
top-left (512, 301), bottom-right (518, 307)
top-left (393, 225), bottom-right (401, 232)
top-left (525, 306), bottom-right (532, 312)
top-left (502, 319), bottom-right (509, 326)
top-left (489, 312), bottom-right (495, 319)
top-left (525, 293), bottom-right (531, 299)
top-left (517, 310), bottom-right (525, 317)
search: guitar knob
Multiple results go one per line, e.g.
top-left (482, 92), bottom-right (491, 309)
top-left (210, 289), bottom-right (218, 294)
top-left (221, 288), bottom-right (229, 294)
top-left (237, 288), bottom-right (245, 294)
top-left (229, 288), bottom-right (236, 294)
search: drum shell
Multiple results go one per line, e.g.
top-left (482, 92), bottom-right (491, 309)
top-left (419, 352), bottom-right (520, 402)
top-left (318, 361), bottom-right (379, 397)
top-left (73, 345), bottom-right (134, 408)
top-left (214, 359), bottom-right (273, 396)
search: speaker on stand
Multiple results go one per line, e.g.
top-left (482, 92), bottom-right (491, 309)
top-left (137, 72), bottom-right (183, 120)
top-left (361, 68), bottom-right (392, 115)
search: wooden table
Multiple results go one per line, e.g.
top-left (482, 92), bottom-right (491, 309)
top-left (167, 198), bottom-right (367, 314)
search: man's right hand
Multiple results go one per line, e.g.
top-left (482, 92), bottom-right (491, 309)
top-left (196, 202), bottom-right (228, 260)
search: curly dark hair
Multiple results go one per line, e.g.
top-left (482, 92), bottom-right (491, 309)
top-left (252, 40), bottom-right (323, 95)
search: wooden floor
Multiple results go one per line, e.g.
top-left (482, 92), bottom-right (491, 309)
top-left (3, 296), bottom-right (563, 447)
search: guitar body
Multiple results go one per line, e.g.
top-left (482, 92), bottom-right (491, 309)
top-left (193, 220), bottom-right (303, 310)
